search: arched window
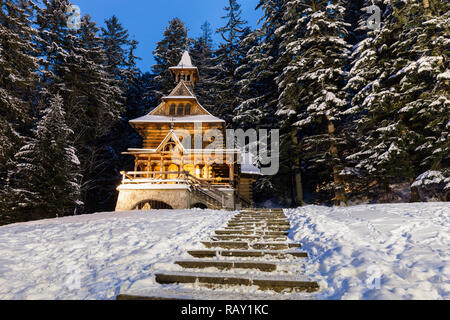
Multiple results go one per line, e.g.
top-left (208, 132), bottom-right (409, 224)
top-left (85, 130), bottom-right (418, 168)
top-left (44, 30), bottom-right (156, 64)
top-left (185, 104), bottom-right (191, 115)
top-left (177, 104), bottom-right (184, 116)
top-left (169, 104), bottom-right (176, 116)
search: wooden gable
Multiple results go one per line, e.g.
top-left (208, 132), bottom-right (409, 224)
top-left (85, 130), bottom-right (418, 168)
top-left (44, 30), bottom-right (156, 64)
top-left (150, 81), bottom-right (212, 117)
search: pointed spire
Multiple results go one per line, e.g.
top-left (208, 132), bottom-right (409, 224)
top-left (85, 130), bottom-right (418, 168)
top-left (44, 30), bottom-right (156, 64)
top-left (177, 50), bottom-right (194, 68)
top-left (169, 50), bottom-right (200, 86)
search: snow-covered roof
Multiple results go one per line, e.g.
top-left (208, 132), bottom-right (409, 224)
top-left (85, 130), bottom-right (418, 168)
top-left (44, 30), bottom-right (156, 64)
top-left (162, 96), bottom-right (197, 100)
top-left (169, 50), bottom-right (197, 70)
top-left (130, 114), bottom-right (225, 124)
top-left (178, 50), bottom-right (193, 67)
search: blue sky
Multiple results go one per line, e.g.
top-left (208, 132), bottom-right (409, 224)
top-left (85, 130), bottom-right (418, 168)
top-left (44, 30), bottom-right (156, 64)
top-left (71, 0), bottom-right (262, 72)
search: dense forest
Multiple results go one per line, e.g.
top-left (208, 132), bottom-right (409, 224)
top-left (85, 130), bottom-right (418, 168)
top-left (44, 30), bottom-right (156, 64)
top-left (0, 0), bottom-right (448, 224)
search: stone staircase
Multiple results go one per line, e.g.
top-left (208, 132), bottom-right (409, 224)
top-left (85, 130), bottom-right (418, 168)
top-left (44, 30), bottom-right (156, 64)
top-left (117, 209), bottom-right (319, 300)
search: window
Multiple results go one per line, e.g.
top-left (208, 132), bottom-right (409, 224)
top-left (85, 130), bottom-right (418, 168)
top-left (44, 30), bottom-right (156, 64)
top-left (187, 75), bottom-right (191, 82)
top-left (177, 104), bottom-right (184, 116)
top-left (185, 104), bottom-right (191, 115)
top-left (169, 104), bottom-right (176, 116)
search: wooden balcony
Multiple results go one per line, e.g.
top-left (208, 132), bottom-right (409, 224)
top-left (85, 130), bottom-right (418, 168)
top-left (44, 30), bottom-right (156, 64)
top-left (120, 171), bottom-right (233, 187)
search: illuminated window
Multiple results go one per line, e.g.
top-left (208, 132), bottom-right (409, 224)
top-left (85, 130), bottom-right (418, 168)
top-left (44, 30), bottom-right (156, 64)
top-left (185, 104), bottom-right (191, 115)
top-left (169, 104), bottom-right (176, 116)
top-left (177, 104), bottom-right (184, 116)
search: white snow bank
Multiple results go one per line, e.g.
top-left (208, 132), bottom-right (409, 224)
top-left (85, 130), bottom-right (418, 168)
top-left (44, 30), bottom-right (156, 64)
top-left (0, 209), bottom-right (234, 300)
top-left (1, 204), bottom-right (448, 300)
top-left (286, 203), bottom-right (450, 300)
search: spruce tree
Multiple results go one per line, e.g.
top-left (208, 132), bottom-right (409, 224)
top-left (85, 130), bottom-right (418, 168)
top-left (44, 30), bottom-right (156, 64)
top-left (232, 0), bottom-right (288, 205)
top-left (212, 0), bottom-right (249, 123)
top-left (7, 94), bottom-right (81, 222)
top-left (101, 15), bottom-right (135, 86)
top-left (190, 21), bottom-right (216, 110)
top-left (152, 18), bottom-right (189, 98)
top-left (346, 0), bottom-right (449, 199)
top-left (75, 15), bottom-right (125, 213)
top-left (35, 2), bottom-right (125, 213)
top-left (233, 28), bottom-right (262, 129)
top-left (235, 0), bottom-right (285, 130)
top-left (276, 0), bottom-right (351, 204)
top-left (0, 0), bottom-right (39, 218)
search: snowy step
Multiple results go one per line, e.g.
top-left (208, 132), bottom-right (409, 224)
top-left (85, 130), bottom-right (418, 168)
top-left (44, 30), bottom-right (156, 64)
top-left (212, 235), bottom-right (287, 242)
top-left (234, 217), bottom-right (287, 221)
top-left (252, 243), bottom-right (301, 250)
top-left (215, 230), bottom-right (288, 236)
top-left (116, 286), bottom-right (313, 301)
top-left (187, 250), bottom-right (308, 259)
top-left (155, 271), bottom-right (319, 293)
top-left (202, 241), bottom-right (248, 249)
top-left (231, 217), bottom-right (288, 221)
top-left (201, 241), bottom-right (301, 250)
top-left (175, 259), bottom-right (278, 272)
top-left (231, 216), bottom-right (288, 220)
top-left (215, 230), bottom-right (255, 235)
top-left (227, 222), bottom-right (291, 227)
top-left (224, 227), bottom-right (290, 232)
top-left (236, 212), bottom-right (286, 216)
top-left (229, 219), bottom-right (290, 224)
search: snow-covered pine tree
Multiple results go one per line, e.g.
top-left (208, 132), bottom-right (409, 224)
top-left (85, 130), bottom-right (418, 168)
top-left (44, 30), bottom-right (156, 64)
top-left (190, 21), bottom-right (216, 111)
top-left (0, 0), bottom-right (39, 219)
top-left (8, 94), bottom-right (81, 222)
top-left (212, 0), bottom-right (249, 123)
top-left (277, 0), bottom-right (351, 205)
top-left (34, 0), bottom-right (73, 101)
top-left (96, 19), bottom-right (151, 213)
top-left (347, 0), bottom-right (449, 199)
top-left (233, 0), bottom-right (288, 204)
top-left (233, 28), bottom-right (261, 130)
top-left (74, 15), bottom-right (125, 213)
top-left (341, 0), bottom-right (389, 199)
top-left (395, 1), bottom-right (449, 182)
top-left (152, 18), bottom-right (189, 98)
top-left (35, 2), bottom-right (125, 213)
top-left (101, 15), bottom-right (135, 87)
top-left (235, 0), bottom-right (285, 130)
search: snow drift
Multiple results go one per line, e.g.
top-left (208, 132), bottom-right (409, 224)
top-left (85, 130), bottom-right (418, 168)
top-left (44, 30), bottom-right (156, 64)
top-left (0, 203), bottom-right (448, 300)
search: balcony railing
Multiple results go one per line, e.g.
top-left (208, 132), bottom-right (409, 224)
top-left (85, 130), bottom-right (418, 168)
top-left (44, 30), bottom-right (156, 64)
top-left (120, 171), bottom-right (232, 186)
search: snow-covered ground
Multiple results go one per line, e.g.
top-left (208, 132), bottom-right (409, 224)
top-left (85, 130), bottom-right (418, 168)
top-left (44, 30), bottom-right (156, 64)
top-left (0, 209), bottom-right (235, 299)
top-left (0, 203), bottom-right (448, 300)
top-left (286, 203), bottom-right (449, 300)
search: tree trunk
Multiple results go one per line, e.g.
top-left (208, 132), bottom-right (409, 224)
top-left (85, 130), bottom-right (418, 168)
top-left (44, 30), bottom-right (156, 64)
top-left (327, 118), bottom-right (347, 205)
top-left (291, 131), bottom-right (304, 206)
